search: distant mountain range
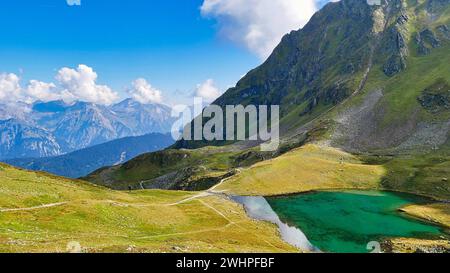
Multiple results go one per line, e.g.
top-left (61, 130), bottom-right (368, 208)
top-left (4, 133), bottom-right (174, 178)
top-left (0, 98), bottom-right (176, 160)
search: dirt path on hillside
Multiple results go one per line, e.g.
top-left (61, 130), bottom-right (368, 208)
top-left (0, 202), bottom-right (68, 212)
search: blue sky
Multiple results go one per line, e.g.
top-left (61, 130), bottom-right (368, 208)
top-left (0, 0), bottom-right (332, 105)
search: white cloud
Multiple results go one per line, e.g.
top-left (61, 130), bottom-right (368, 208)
top-left (128, 78), bottom-right (163, 104)
top-left (201, 0), bottom-right (320, 59)
top-left (26, 80), bottom-right (59, 103)
top-left (0, 64), bottom-right (125, 105)
top-left (66, 0), bottom-right (81, 6)
top-left (0, 73), bottom-right (22, 102)
top-left (0, 73), bottom-right (60, 103)
top-left (56, 64), bottom-right (119, 105)
top-left (0, 65), bottom-right (120, 105)
top-left (0, 73), bottom-right (61, 103)
top-left (195, 79), bottom-right (221, 102)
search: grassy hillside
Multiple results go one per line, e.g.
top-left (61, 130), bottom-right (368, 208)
top-left (363, 149), bottom-right (450, 200)
top-left (402, 203), bottom-right (450, 228)
top-left (84, 146), bottom-right (240, 190)
top-left (216, 144), bottom-right (450, 200)
top-left (215, 144), bottom-right (386, 196)
top-left (215, 144), bottom-right (450, 230)
top-left (0, 164), bottom-right (296, 253)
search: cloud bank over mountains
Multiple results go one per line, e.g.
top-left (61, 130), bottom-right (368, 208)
top-left (0, 65), bottom-right (169, 106)
top-left (0, 64), bottom-right (223, 106)
top-left (0, 65), bottom-right (119, 105)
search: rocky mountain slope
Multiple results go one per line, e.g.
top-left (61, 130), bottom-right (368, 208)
top-left (328, 0), bottom-right (450, 154)
top-left (87, 0), bottom-right (450, 196)
top-left (175, 0), bottom-right (450, 152)
top-left (0, 119), bottom-right (62, 159)
top-left (0, 99), bottom-right (175, 160)
top-left (5, 133), bottom-right (174, 178)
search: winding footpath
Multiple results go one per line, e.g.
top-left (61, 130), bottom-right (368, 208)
top-left (0, 202), bottom-right (68, 213)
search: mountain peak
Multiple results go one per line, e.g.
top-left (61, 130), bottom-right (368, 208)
top-left (177, 0), bottom-right (449, 151)
top-left (32, 100), bottom-right (70, 113)
top-left (114, 98), bottom-right (166, 107)
top-left (114, 98), bottom-right (142, 107)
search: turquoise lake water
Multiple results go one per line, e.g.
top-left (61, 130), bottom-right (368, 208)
top-left (266, 190), bottom-right (446, 253)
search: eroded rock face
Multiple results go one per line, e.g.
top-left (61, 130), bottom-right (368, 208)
top-left (332, 77), bottom-right (450, 153)
top-left (382, 13), bottom-right (409, 77)
top-left (418, 78), bottom-right (450, 113)
top-left (383, 53), bottom-right (407, 76)
top-left (427, 0), bottom-right (450, 13)
top-left (437, 24), bottom-right (450, 39)
top-left (418, 93), bottom-right (450, 113)
top-left (416, 28), bottom-right (442, 55)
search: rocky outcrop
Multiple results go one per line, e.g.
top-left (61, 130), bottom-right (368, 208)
top-left (383, 53), bottom-right (407, 76)
top-left (382, 12), bottom-right (409, 76)
top-left (382, 238), bottom-right (450, 253)
top-left (418, 78), bottom-right (450, 113)
top-left (427, 0), bottom-right (450, 13)
top-left (416, 28), bottom-right (441, 55)
top-left (437, 24), bottom-right (450, 39)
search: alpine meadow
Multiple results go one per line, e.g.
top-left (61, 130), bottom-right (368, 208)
top-left (0, 0), bottom-right (449, 257)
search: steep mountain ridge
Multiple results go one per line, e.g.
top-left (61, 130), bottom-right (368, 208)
top-left (175, 0), bottom-right (450, 153)
top-left (87, 0), bottom-right (450, 195)
top-left (174, 0), bottom-right (394, 148)
top-left (330, 0), bottom-right (450, 153)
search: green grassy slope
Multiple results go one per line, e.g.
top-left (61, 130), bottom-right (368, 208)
top-left (3, 0), bottom-right (450, 253)
top-left (215, 144), bottom-right (450, 231)
top-left (83, 147), bottom-right (239, 190)
top-left (0, 164), bottom-right (296, 253)
top-left (216, 144), bottom-right (450, 201)
top-left (215, 144), bottom-right (386, 196)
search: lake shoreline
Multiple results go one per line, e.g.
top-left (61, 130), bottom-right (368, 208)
top-left (231, 190), bottom-right (449, 253)
top-left (235, 187), bottom-right (449, 229)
